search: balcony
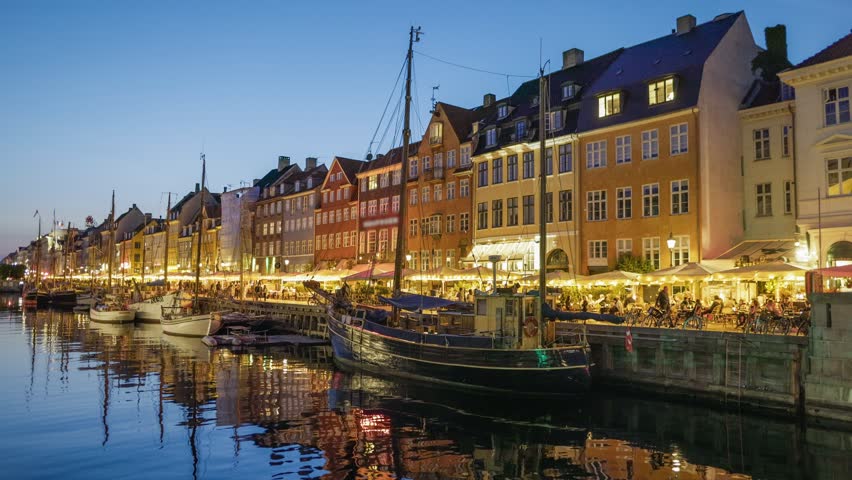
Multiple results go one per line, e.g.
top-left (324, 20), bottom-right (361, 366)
top-left (423, 167), bottom-right (444, 182)
top-left (429, 135), bottom-right (442, 146)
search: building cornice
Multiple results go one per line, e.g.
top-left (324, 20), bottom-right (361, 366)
top-left (778, 57), bottom-right (852, 87)
top-left (739, 100), bottom-right (794, 121)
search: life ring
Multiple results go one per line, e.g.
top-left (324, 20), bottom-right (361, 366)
top-left (524, 316), bottom-right (538, 338)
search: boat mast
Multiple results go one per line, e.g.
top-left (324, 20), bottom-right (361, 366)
top-left (193, 154), bottom-right (206, 309)
top-left (35, 212), bottom-right (41, 290)
top-left (64, 221), bottom-right (72, 284)
top-left (537, 68), bottom-right (547, 338)
top-left (392, 25), bottom-right (421, 296)
top-left (163, 193), bottom-right (171, 287)
top-left (108, 190), bottom-right (115, 290)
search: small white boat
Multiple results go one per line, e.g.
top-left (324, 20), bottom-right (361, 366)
top-left (161, 306), bottom-right (223, 337)
top-left (76, 293), bottom-right (97, 307)
top-left (129, 293), bottom-right (183, 323)
top-left (89, 305), bottom-right (136, 324)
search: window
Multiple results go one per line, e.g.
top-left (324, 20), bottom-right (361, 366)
top-left (409, 158), bottom-right (418, 178)
top-left (782, 125), bottom-right (792, 157)
top-left (586, 140), bottom-right (606, 169)
top-left (428, 216), bottom-right (441, 235)
top-left (447, 150), bottom-right (456, 168)
top-left (379, 197), bottom-right (389, 214)
top-left (368, 175), bottom-right (378, 190)
top-left (522, 152), bottom-right (535, 179)
top-left (522, 195), bottom-right (535, 225)
top-left (447, 181), bottom-right (456, 200)
top-left (598, 92), bottom-right (621, 117)
top-left (754, 128), bottom-right (770, 160)
top-left (642, 237), bottom-right (661, 269)
top-left (824, 86), bottom-right (850, 125)
top-left (421, 250), bottom-right (430, 270)
top-left (670, 123), bottom-right (688, 154)
top-left (446, 214), bottom-right (455, 233)
top-left (460, 145), bottom-right (471, 166)
top-left (648, 77), bottom-right (675, 105)
top-left (492, 158), bottom-right (503, 184)
top-left (827, 157), bottom-right (852, 197)
top-left (485, 128), bottom-right (498, 147)
top-left (409, 252), bottom-right (418, 271)
top-left (507, 154), bottom-right (518, 181)
top-left (616, 238), bottom-right (632, 259)
top-left (562, 83), bottom-right (577, 100)
top-left (367, 200), bottom-right (377, 216)
top-left (642, 183), bottom-right (659, 217)
top-left (642, 129), bottom-right (658, 160)
top-left (545, 147), bottom-right (553, 175)
top-left (507, 197), bottom-right (518, 226)
top-left (392, 195), bottom-right (400, 212)
top-left (546, 111), bottom-right (563, 131)
top-left (616, 187), bottom-right (632, 219)
top-left (589, 240), bottom-right (608, 261)
top-left (421, 186), bottom-right (430, 204)
top-left (379, 173), bottom-right (389, 188)
top-left (587, 190), bottom-right (607, 221)
top-left (430, 122), bottom-right (443, 144)
top-left (433, 184), bottom-right (442, 202)
top-left (558, 190), bottom-right (573, 221)
top-left (446, 250), bottom-right (455, 268)
top-left (497, 104), bottom-right (508, 119)
top-left (558, 144), bottom-right (573, 173)
top-left (492, 200), bottom-right (503, 228)
top-left (671, 180), bottom-right (689, 215)
top-left (409, 189), bottom-right (417, 205)
top-left (545, 192), bottom-right (553, 223)
top-left (784, 180), bottom-right (793, 215)
top-left (756, 183), bottom-right (772, 216)
top-left (367, 230), bottom-right (377, 253)
top-left (615, 135), bottom-right (631, 164)
top-left (460, 212), bottom-right (470, 232)
top-left (672, 235), bottom-right (689, 266)
top-left (460, 179), bottom-right (470, 197)
top-left (515, 121), bottom-right (526, 139)
top-left (423, 156), bottom-right (431, 172)
top-left (477, 162), bottom-right (488, 187)
top-left (392, 170), bottom-right (401, 185)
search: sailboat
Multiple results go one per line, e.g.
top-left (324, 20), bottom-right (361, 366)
top-left (23, 211), bottom-right (50, 308)
top-left (90, 191), bottom-right (135, 324)
top-left (314, 28), bottom-right (597, 396)
top-left (160, 154), bottom-right (223, 337)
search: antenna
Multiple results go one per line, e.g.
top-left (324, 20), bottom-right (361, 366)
top-left (430, 85), bottom-right (440, 113)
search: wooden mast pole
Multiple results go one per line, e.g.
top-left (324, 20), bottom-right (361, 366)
top-left (193, 154), bottom-right (206, 309)
top-left (537, 68), bottom-right (548, 342)
top-left (108, 190), bottom-right (115, 291)
top-left (163, 193), bottom-right (171, 288)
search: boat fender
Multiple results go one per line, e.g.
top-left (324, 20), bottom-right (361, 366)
top-left (524, 316), bottom-right (538, 338)
top-left (201, 336), bottom-right (217, 347)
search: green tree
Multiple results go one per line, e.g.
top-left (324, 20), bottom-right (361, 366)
top-left (0, 264), bottom-right (26, 279)
top-left (615, 253), bottom-right (654, 274)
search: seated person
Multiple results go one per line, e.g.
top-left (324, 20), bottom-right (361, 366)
top-left (765, 298), bottom-right (783, 319)
top-left (704, 295), bottom-right (723, 315)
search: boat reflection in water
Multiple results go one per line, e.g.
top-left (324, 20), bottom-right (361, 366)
top-left (2, 303), bottom-right (839, 479)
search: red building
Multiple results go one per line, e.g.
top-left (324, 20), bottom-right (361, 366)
top-left (314, 156), bottom-right (366, 269)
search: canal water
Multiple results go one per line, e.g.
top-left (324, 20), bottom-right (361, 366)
top-left (0, 298), bottom-right (846, 479)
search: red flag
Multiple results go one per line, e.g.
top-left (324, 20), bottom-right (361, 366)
top-left (625, 327), bottom-right (634, 353)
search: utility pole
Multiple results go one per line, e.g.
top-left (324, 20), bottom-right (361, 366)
top-left (392, 25), bottom-right (422, 297)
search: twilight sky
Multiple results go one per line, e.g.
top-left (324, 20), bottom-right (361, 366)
top-left (2, 0), bottom-right (851, 256)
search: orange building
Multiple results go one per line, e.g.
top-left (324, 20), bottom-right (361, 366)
top-left (314, 156), bottom-right (366, 269)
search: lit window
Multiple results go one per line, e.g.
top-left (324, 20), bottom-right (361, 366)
top-left (642, 237), bottom-right (660, 269)
top-left (598, 92), bottom-right (621, 117)
top-left (648, 78), bottom-right (675, 105)
top-left (826, 157), bottom-right (852, 197)
top-left (616, 239), bottom-right (632, 259)
top-left (430, 123), bottom-right (443, 144)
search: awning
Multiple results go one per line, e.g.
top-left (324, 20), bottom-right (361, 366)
top-left (809, 264), bottom-right (852, 278)
top-left (379, 293), bottom-right (462, 312)
top-left (467, 240), bottom-right (537, 262)
top-left (715, 240), bottom-right (796, 261)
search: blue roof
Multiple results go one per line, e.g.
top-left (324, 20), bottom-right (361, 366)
top-left (578, 12), bottom-right (742, 131)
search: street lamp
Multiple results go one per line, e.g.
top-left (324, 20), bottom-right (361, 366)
top-left (666, 233), bottom-right (676, 267)
top-left (284, 258), bottom-right (290, 273)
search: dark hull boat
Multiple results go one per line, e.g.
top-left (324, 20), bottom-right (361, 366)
top-left (49, 290), bottom-right (77, 308)
top-left (23, 290), bottom-right (50, 308)
top-left (323, 291), bottom-right (595, 397)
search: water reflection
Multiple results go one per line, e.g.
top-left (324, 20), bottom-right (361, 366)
top-left (0, 299), bottom-right (843, 479)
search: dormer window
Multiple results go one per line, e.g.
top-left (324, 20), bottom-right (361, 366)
top-left (648, 77), bottom-right (676, 105)
top-left (515, 121), bottom-right (526, 139)
top-left (561, 83), bottom-right (578, 100)
top-left (307, 177), bottom-right (313, 189)
top-left (497, 104), bottom-right (509, 119)
top-left (598, 92), bottom-right (621, 118)
top-left (485, 128), bottom-right (498, 147)
top-left (295, 181), bottom-right (301, 192)
top-left (545, 111), bottom-right (563, 131)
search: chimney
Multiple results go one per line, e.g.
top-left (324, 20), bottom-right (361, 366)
top-left (676, 14), bottom-right (696, 35)
top-left (132, 203), bottom-right (137, 209)
top-left (278, 155), bottom-right (291, 171)
top-left (223, 186), bottom-right (228, 193)
top-left (483, 93), bottom-right (496, 107)
top-left (305, 157), bottom-right (318, 170)
top-left (145, 213), bottom-right (152, 223)
top-left (195, 183), bottom-right (200, 193)
top-left (562, 48), bottom-right (584, 69)
top-left (765, 24), bottom-right (788, 61)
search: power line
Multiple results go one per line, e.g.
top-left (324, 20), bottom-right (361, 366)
top-left (414, 50), bottom-right (535, 78)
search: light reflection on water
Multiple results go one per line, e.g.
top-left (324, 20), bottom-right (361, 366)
top-left (0, 298), bottom-right (837, 479)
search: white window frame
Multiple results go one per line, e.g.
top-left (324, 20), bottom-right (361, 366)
top-left (641, 129), bottom-right (659, 160)
top-left (642, 236), bottom-right (661, 270)
top-left (826, 157), bottom-right (852, 197)
top-left (586, 140), bottom-right (607, 169)
top-left (616, 186), bottom-right (632, 219)
top-left (616, 238), bottom-right (633, 259)
top-left (824, 86), bottom-right (850, 126)
top-left (671, 179), bottom-right (689, 215)
top-left (670, 123), bottom-right (688, 155)
top-left (784, 180), bottom-right (793, 215)
top-left (588, 240), bottom-right (608, 266)
top-left (756, 183), bottom-right (773, 216)
top-left (754, 128), bottom-right (770, 160)
top-left (598, 92), bottom-right (621, 117)
top-left (615, 135), bottom-right (631, 164)
top-left (648, 77), bottom-right (675, 105)
top-left (586, 190), bottom-right (607, 221)
top-left (642, 183), bottom-right (660, 217)
top-left (672, 235), bottom-right (689, 266)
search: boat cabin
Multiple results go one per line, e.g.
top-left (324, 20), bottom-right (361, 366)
top-left (473, 290), bottom-right (548, 349)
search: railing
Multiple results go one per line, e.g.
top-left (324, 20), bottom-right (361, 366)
top-left (423, 167), bottom-right (444, 181)
top-left (429, 135), bottom-right (442, 145)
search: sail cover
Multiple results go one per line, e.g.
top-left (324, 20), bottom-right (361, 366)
top-left (379, 293), bottom-right (462, 312)
top-left (542, 302), bottom-right (625, 324)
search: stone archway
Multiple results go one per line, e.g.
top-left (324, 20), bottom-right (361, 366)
top-left (827, 240), bottom-right (852, 266)
top-left (546, 249), bottom-right (570, 272)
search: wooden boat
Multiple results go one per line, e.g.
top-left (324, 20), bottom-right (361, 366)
top-left (49, 290), bottom-right (77, 308)
top-left (89, 304), bottom-right (135, 324)
top-left (23, 289), bottom-right (50, 308)
top-left (76, 292), bottom-right (97, 307)
top-left (161, 306), bottom-right (222, 336)
top-left (129, 293), bottom-right (183, 323)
